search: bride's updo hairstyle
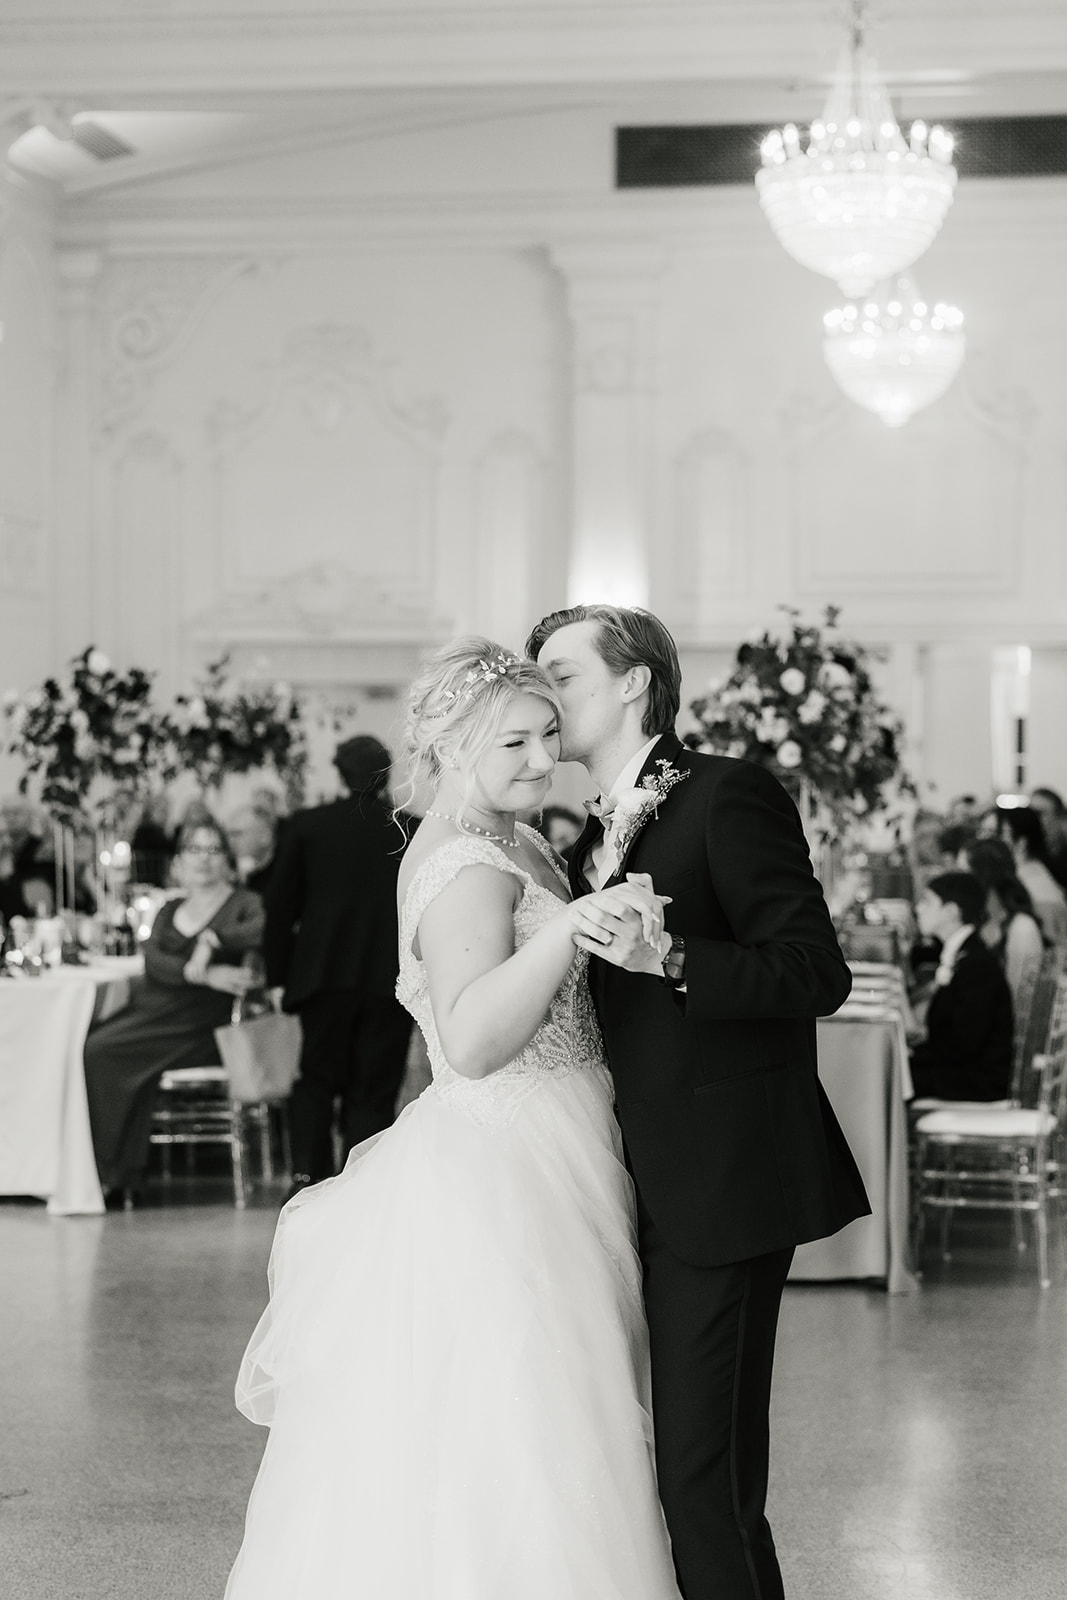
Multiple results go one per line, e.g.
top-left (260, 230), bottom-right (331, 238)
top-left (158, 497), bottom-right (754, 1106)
top-left (401, 636), bottom-right (561, 821)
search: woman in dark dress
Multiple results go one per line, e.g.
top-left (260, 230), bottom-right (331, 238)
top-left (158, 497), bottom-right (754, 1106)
top-left (84, 817), bottom-right (265, 1200)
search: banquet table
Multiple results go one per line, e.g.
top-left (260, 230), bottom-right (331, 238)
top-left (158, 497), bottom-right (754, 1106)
top-left (789, 1006), bottom-right (919, 1294)
top-left (0, 957), bottom-right (142, 1216)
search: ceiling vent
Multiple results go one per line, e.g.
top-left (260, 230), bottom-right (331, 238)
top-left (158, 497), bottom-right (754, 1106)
top-left (71, 120), bottom-right (135, 162)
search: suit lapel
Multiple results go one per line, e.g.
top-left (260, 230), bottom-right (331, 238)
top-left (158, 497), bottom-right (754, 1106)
top-left (603, 732), bottom-right (684, 886)
top-left (568, 813), bottom-right (602, 899)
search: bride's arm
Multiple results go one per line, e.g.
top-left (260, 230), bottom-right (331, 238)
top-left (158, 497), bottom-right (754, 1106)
top-left (418, 864), bottom-right (586, 1080)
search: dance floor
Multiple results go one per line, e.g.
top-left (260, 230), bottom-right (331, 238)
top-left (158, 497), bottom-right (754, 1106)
top-left (2, 1175), bottom-right (1064, 1600)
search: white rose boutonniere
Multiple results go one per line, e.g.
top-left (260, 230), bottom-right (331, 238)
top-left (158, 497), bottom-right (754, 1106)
top-left (605, 758), bottom-right (689, 864)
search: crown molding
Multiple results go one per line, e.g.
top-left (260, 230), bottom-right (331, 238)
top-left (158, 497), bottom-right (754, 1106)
top-left (2, 4), bottom-right (1066, 96)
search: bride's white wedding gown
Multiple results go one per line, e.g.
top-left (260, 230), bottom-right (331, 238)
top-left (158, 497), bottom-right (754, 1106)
top-left (225, 828), bottom-right (682, 1599)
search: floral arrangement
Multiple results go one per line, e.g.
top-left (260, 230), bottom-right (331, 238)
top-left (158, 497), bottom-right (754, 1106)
top-left (2, 647), bottom-right (169, 822)
top-left (687, 606), bottom-right (912, 837)
top-left (166, 655), bottom-right (308, 801)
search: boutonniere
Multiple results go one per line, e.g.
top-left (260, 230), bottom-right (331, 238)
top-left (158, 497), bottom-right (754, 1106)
top-left (606, 759), bottom-right (689, 861)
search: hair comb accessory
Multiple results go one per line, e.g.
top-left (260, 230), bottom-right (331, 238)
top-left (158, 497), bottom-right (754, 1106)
top-left (441, 651), bottom-right (521, 706)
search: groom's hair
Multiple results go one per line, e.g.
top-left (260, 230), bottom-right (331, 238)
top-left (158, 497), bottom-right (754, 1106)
top-left (525, 605), bottom-right (681, 737)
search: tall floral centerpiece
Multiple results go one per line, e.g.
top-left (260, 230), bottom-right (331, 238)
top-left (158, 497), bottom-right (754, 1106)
top-left (166, 656), bottom-right (308, 806)
top-left (2, 647), bottom-right (171, 911)
top-left (687, 607), bottom-right (911, 871)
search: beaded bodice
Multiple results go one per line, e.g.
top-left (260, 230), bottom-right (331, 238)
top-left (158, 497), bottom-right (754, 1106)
top-left (397, 826), bottom-right (608, 1124)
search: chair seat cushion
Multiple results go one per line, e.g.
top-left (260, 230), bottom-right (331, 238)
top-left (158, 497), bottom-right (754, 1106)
top-left (159, 1066), bottom-right (228, 1090)
top-left (915, 1107), bottom-right (1055, 1139)
top-left (910, 1097), bottom-right (1011, 1114)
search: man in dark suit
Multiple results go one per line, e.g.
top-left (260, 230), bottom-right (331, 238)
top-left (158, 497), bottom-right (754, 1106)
top-left (264, 735), bottom-right (413, 1198)
top-left (910, 871), bottom-right (1013, 1101)
top-left (528, 604), bottom-right (868, 1600)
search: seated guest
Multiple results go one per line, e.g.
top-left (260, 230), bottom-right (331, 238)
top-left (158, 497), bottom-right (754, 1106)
top-left (226, 802), bottom-right (280, 898)
top-left (958, 837), bottom-right (1045, 1013)
top-left (998, 805), bottom-right (1067, 951)
top-left (910, 871), bottom-right (1013, 1103)
top-left (84, 817), bottom-right (264, 1204)
top-left (1029, 786), bottom-right (1067, 890)
top-left (538, 804), bottom-right (585, 861)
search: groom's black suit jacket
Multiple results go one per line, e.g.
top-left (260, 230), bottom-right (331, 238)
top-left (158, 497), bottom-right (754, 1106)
top-left (569, 733), bottom-right (870, 1269)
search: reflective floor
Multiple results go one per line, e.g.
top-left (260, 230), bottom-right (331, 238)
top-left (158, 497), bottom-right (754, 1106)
top-left (2, 1176), bottom-right (1064, 1600)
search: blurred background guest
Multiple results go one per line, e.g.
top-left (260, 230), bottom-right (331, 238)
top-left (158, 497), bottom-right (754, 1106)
top-left (538, 803), bottom-right (585, 861)
top-left (936, 822), bottom-right (976, 871)
top-left (956, 837), bottom-right (1045, 1014)
top-left (945, 793), bottom-right (980, 828)
top-left (264, 735), bottom-right (413, 1201)
top-left (130, 792), bottom-right (175, 887)
top-left (909, 871), bottom-right (1013, 1103)
top-left (997, 805), bottom-right (1067, 951)
top-left (84, 816), bottom-right (264, 1206)
top-left (0, 819), bottom-right (21, 922)
top-left (226, 802), bottom-right (281, 898)
top-left (1029, 786), bottom-right (1067, 890)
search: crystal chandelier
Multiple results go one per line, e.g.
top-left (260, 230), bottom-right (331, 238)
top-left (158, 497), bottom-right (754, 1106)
top-left (756, 1), bottom-right (957, 297)
top-left (822, 276), bottom-right (965, 427)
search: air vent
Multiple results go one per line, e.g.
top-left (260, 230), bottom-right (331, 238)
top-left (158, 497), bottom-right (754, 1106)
top-left (617, 115), bottom-right (1067, 188)
top-left (71, 120), bottom-right (135, 162)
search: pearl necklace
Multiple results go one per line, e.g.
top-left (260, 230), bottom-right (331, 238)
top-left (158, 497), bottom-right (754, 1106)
top-left (423, 810), bottom-right (520, 849)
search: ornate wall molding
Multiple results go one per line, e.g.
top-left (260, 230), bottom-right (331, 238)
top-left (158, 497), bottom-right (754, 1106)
top-left (203, 321), bottom-right (448, 637)
top-left (96, 255), bottom-right (267, 433)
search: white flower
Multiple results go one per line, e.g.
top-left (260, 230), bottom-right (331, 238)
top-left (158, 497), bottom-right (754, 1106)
top-left (70, 708), bottom-right (90, 734)
top-left (74, 733), bottom-right (95, 760)
top-left (187, 696), bottom-right (209, 727)
top-left (797, 690), bottom-right (827, 725)
top-left (756, 709), bottom-right (789, 745)
top-left (818, 662), bottom-right (852, 691)
top-left (86, 649), bottom-right (111, 676)
top-left (776, 740), bottom-right (803, 769)
top-left (829, 733), bottom-right (848, 754)
top-left (2, 687), bottom-right (19, 710)
top-left (779, 667), bottom-right (806, 696)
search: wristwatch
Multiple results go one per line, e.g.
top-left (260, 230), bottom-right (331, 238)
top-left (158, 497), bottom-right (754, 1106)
top-left (659, 933), bottom-right (686, 988)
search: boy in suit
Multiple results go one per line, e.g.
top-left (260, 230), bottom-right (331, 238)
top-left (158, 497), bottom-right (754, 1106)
top-left (910, 871), bottom-right (1013, 1102)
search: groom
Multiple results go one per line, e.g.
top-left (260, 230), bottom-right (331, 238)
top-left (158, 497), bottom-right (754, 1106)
top-left (527, 605), bottom-right (869, 1600)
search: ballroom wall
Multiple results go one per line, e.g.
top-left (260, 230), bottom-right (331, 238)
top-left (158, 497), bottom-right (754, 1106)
top-left (2, 98), bottom-right (1066, 807)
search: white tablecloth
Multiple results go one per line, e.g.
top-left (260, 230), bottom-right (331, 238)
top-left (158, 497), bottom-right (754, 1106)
top-left (0, 958), bottom-right (142, 1217)
top-left (789, 1010), bottom-right (918, 1293)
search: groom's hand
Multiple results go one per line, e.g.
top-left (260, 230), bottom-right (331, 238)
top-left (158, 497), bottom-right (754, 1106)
top-left (570, 878), bottom-right (671, 974)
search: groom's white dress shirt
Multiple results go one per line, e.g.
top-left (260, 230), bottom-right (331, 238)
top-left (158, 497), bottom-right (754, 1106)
top-left (585, 737), bottom-right (660, 892)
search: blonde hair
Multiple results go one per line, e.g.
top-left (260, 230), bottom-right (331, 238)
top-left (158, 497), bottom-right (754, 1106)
top-left (399, 637), bottom-right (561, 821)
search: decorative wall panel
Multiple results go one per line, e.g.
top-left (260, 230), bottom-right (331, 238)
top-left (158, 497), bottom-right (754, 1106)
top-left (206, 323), bottom-right (443, 636)
top-left (785, 388), bottom-right (1027, 597)
top-left (667, 426), bottom-right (749, 620)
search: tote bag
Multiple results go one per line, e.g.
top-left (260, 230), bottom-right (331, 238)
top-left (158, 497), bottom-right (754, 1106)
top-left (214, 1010), bottom-right (302, 1102)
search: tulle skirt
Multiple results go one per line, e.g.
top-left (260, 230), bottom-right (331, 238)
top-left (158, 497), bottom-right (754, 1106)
top-left (225, 1063), bottom-right (681, 1599)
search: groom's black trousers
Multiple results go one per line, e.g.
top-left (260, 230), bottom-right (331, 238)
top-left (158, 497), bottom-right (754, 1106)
top-left (637, 1188), bottom-right (794, 1600)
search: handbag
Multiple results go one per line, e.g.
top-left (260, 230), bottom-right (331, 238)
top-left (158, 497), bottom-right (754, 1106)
top-left (214, 1009), bottom-right (302, 1102)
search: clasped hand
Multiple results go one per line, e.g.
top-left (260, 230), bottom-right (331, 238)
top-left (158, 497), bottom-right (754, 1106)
top-left (569, 874), bottom-right (671, 975)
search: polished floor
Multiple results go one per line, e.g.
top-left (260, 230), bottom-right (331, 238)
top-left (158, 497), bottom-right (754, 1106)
top-left (2, 1174), bottom-right (1065, 1600)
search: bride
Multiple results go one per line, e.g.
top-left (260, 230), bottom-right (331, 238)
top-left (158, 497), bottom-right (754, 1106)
top-left (225, 639), bottom-right (683, 1600)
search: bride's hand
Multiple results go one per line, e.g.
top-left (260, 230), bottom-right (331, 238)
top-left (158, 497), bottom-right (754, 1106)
top-left (569, 874), bottom-right (672, 972)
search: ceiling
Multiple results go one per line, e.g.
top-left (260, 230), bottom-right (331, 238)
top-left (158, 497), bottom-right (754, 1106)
top-left (2, 2), bottom-right (1066, 199)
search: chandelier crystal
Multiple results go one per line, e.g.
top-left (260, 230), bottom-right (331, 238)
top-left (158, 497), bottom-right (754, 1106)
top-left (822, 276), bottom-right (965, 428)
top-left (756, 1), bottom-right (957, 297)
